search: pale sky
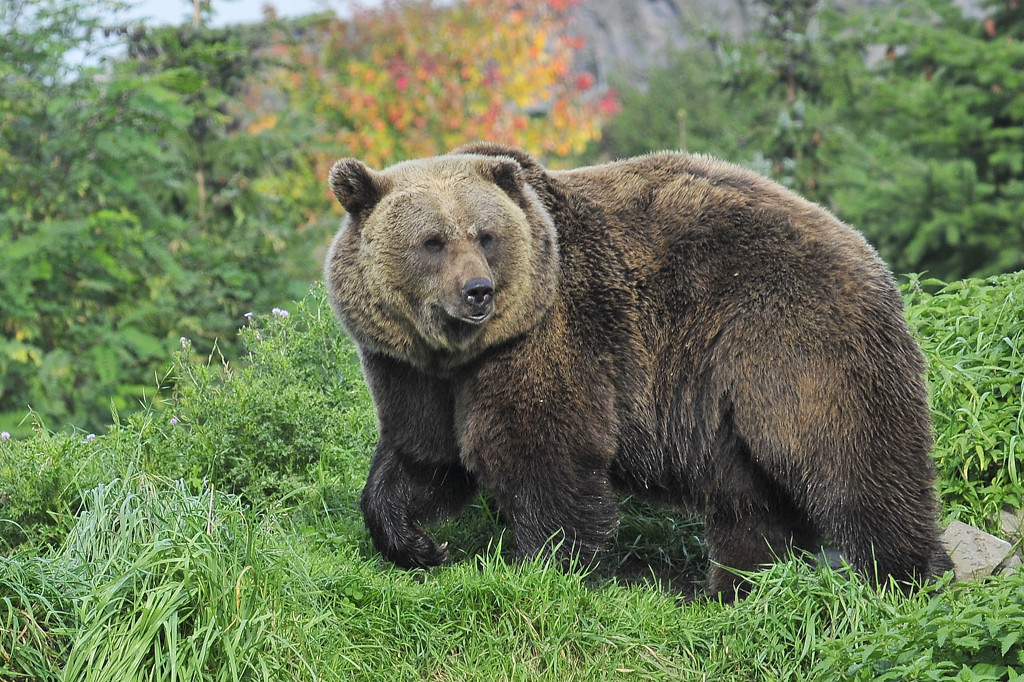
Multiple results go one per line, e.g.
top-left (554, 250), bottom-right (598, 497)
top-left (123, 0), bottom-right (348, 26)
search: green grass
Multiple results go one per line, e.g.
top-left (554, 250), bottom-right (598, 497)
top-left (3, 275), bottom-right (1024, 680)
top-left (905, 272), bottom-right (1024, 531)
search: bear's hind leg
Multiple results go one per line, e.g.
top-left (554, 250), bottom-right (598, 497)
top-left (361, 444), bottom-right (478, 568)
top-left (821, 487), bottom-right (950, 592)
top-left (705, 496), bottom-right (820, 602)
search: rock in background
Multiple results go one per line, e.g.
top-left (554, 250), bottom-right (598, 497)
top-left (942, 515), bottom-right (1023, 581)
top-left (570, 0), bottom-right (753, 86)
top-left (570, 0), bottom-right (992, 89)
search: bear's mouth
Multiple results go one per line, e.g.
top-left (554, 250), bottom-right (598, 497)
top-left (446, 298), bottom-right (494, 326)
top-left (460, 309), bottom-right (492, 325)
top-left (439, 315), bottom-right (485, 348)
top-left (447, 308), bottom-right (492, 333)
top-left (420, 304), bottom-right (492, 351)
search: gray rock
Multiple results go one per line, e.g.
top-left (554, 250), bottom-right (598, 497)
top-left (999, 507), bottom-right (1024, 541)
top-left (1000, 553), bottom-right (1022, 577)
top-left (571, 0), bottom-right (990, 90)
top-left (941, 520), bottom-right (1015, 581)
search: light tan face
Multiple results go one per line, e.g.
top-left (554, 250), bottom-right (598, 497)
top-left (327, 155), bottom-right (558, 367)
top-left (359, 171), bottom-right (518, 352)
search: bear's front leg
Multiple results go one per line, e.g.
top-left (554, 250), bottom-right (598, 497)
top-left (358, 352), bottom-right (476, 568)
top-left (361, 442), bottom-right (478, 568)
top-left (494, 461), bottom-right (621, 568)
top-left (457, 357), bottom-right (622, 568)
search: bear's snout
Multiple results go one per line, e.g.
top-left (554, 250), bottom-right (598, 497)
top-left (461, 278), bottom-right (494, 321)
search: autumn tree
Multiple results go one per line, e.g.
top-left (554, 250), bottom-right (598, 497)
top-left (247, 0), bottom-right (614, 189)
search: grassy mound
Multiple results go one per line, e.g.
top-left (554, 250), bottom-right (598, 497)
top-left (2, 273), bottom-right (1023, 680)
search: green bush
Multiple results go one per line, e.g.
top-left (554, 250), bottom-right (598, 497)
top-left (163, 286), bottom-right (375, 512)
top-left (0, 0), bottom-right (330, 436)
top-left (0, 425), bottom-right (115, 550)
top-left (905, 272), bottom-right (1024, 531)
top-left (1, 285), bottom-right (373, 552)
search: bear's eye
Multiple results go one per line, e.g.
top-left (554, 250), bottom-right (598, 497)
top-left (423, 236), bottom-right (445, 253)
top-left (478, 232), bottom-right (495, 250)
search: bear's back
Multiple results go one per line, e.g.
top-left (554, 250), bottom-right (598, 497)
top-left (542, 151), bottom-right (917, 431)
top-left (548, 152), bottom-right (896, 322)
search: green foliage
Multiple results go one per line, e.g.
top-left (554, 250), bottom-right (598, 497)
top-left (814, 574), bottom-right (1024, 681)
top-left (598, 48), bottom-right (760, 161)
top-left (905, 273), bottom-right (1024, 531)
top-left (0, 550), bottom-right (79, 680)
top-left (164, 287), bottom-right (375, 512)
top-left (2, 475), bottom-right (315, 681)
top-left (59, 476), bottom-right (299, 681)
top-left (1, 0), bottom-right (179, 432)
top-left (596, 2), bottom-right (869, 188)
top-left (0, 286), bottom-right (374, 552)
top-left (0, 426), bottom-right (111, 550)
top-left (0, 1), bottom-right (331, 436)
top-left (823, 0), bottom-right (1024, 280)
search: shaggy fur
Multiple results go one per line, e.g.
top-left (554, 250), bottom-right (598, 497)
top-left (324, 142), bottom-right (952, 599)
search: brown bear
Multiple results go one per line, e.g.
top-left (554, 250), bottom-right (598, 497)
top-left (324, 142), bottom-right (953, 600)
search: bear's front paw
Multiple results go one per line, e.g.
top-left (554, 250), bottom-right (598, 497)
top-left (378, 527), bottom-right (450, 569)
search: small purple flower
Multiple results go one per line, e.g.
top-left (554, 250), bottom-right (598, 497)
top-left (244, 312), bottom-right (254, 321)
top-left (86, 433), bottom-right (96, 442)
top-left (170, 416), bottom-right (180, 426)
top-left (271, 307), bottom-right (290, 319)
top-left (1, 431), bottom-right (10, 442)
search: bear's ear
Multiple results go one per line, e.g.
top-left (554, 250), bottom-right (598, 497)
top-left (329, 158), bottom-right (389, 216)
top-left (486, 159), bottom-right (525, 198)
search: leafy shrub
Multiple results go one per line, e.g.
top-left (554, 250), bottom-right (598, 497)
top-left (813, 571), bottom-right (1024, 681)
top-left (0, 1), bottom-right (331, 436)
top-left (0, 425), bottom-right (113, 551)
top-left (0, 285), bottom-right (372, 552)
top-left (905, 272), bottom-right (1024, 531)
top-left (163, 285), bottom-right (375, 514)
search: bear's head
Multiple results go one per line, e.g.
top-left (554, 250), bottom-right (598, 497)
top-left (325, 150), bottom-right (559, 372)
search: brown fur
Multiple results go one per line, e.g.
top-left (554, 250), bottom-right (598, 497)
top-left (324, 143), bottom-right (952, 599)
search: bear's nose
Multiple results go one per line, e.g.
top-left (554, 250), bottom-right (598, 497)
top-left (462, 278), bottom-right (494, 308)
